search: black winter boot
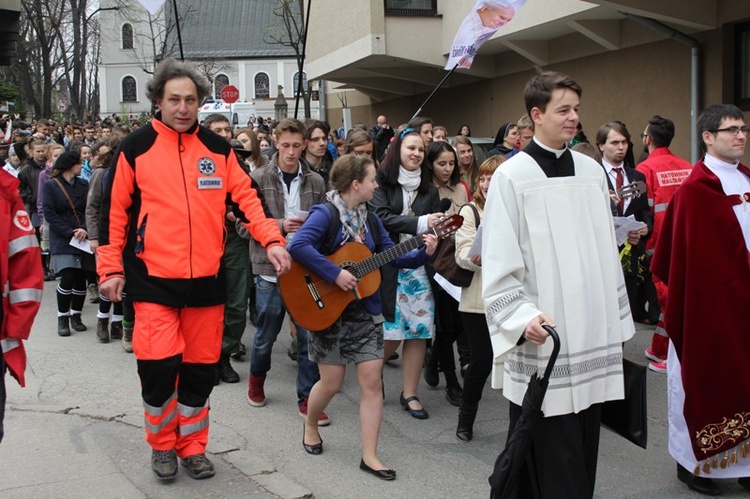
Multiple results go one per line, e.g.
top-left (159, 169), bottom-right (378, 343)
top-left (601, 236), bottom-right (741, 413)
top-left (96, 318), bottom-right (110, 343)
top-left (423, 346), bottom-right (439, 387)
top-left (57, 316), bottom-right (71, 337)
top-left (456, 401), bottom-right (478, 442)
top-left (217, 355), bottom-right (240, 383)
top-left (444, 370), bottom-right (463, 407)
top-left (109, 321), bottom-right (123, 340)
top-left (70, 314), bottom-right (87, 332)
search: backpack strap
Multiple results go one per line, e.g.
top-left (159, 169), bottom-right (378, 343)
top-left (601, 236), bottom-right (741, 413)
top-left (366, 210), bottom-right (382, 250)
top-left (321, 202), bottom-right (341, 255)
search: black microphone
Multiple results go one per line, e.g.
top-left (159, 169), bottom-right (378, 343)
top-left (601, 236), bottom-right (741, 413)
top-left (438, 198), bottom-right (452, 213)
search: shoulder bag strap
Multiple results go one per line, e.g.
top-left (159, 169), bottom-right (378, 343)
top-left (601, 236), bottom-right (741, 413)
top-left (52, 177), bottom-right (83, 227)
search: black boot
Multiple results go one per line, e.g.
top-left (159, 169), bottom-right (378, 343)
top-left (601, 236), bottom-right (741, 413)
top-left (423, 346), bottom-right (439, 387)
top-left (70, 314), bottom-right (87, 332)
top-left (96, 318), bottom-right (110, 343)
top-left (57, 316), bottom-right (71, 337)
top-left (456, 401), bottom-right (478, 442)
top-left (444, 370), bottom-right (463, 406)
top-left (109, 321), bottom-right (123, 340)
top-left (217, 355), bottom-right (240, 383)
top-left (42, 251), bottom-right (55, 281)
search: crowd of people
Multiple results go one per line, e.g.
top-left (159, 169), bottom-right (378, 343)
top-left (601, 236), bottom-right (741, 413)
top-left (1, 57), bottom-right (748, 497)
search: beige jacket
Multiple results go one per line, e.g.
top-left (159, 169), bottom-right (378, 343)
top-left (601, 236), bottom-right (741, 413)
top-left (455, 202), bottom-right (483, 313)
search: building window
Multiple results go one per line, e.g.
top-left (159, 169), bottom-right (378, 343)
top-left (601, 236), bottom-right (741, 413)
top-left (254, 72), bottom-right (270, 99)
top-left (384, 0), bottom-right (438, 16)
top-left (122, 76), bottom-right (137, 102)
top-left (214, 74), bottom-right (230, 100)
top-left (736, 22), bottom-right (750, 110)
top-left (122, 23), bottom-right (134, 50)
top-left (292, 71), bottom-right (307, 97)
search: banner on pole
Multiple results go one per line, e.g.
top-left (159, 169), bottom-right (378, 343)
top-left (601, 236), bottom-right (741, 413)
top-left (445, 0), bottom-right (527, 70)
top-left (136, 0), bottom-right (167, 16)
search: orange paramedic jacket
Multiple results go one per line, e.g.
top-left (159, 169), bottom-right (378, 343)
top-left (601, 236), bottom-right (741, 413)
top-left (97, 115), bottom-right (284, 308)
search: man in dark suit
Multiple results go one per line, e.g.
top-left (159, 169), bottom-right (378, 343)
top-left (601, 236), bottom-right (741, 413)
top-left (596, 122), bottom-right (654, 322)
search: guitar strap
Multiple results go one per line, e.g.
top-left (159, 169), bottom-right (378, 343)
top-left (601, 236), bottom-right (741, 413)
top-left (321, 202), bottom-right (381, 256)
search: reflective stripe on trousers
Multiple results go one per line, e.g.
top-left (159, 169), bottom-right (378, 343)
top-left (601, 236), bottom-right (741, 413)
top-left (177, 401), bottom-right (210, 437)
top-left (143, 392), bottom-right (178, 442)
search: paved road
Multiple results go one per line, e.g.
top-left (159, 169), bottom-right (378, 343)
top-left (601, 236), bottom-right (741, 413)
top-left (1, 280), bottom-right (747, 498)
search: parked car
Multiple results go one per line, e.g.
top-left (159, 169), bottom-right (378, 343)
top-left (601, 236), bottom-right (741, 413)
top-left (448, 136), bottom-right (495, 165)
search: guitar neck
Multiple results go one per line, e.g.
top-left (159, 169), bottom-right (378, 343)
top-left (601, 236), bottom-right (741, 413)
top-left (353, 231), bottom-right (428, 277)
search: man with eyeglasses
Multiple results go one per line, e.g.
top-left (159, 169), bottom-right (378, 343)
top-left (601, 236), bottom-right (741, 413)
top-left (652, 104), bottom-right (750, 495)
top-left (635, 116), bottom-right (693, 374)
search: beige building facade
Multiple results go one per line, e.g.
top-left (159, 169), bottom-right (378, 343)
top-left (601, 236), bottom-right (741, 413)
top-left (306, 0), bottom-right (750, 161)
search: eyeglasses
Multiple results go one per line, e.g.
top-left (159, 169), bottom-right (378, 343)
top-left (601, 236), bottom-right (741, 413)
top-left (712, 126), bottom-right (750, 136)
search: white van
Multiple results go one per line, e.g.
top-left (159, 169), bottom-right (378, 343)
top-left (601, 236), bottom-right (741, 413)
top-left (198, 100), bottom-right (257, 128)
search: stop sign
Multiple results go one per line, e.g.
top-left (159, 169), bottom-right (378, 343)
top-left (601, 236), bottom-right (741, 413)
top-left (220, 85), bottom-right (239, 103)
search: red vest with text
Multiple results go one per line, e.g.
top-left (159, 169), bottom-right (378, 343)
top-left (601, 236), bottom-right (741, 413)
top-left (635, 147), bottom-right (692, 252)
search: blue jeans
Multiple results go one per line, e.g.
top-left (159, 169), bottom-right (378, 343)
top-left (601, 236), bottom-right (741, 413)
top-left (250, 276), bottom-right (319, 404)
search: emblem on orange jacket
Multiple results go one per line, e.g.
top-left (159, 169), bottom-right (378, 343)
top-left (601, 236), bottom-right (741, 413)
top-left (198, 157), bottom-right (216, 176)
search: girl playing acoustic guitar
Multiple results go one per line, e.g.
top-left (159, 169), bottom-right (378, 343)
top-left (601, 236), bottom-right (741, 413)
top-left (287, 153), bottom-right (438, 480)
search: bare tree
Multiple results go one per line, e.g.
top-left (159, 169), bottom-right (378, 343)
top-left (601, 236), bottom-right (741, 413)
top-left (54, 0), bottom-right (121, 120)
top-left (264, 0), bottom-right (311, 119)
top-left (8, 0), bottom-right (119, 119)
top-left (119, 1), bottom-right (197, 76)
top-left (16, 0), bottom-right (67, 117)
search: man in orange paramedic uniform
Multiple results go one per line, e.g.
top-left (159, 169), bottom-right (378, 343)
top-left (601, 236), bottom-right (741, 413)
top-left (98, 58), bottom-right (291, 481)
top-left (635, 115), bottom-right (692, 373)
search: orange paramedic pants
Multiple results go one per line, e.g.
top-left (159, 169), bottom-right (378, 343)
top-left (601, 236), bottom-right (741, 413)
top-left (133, 302), bottom-right (223, 458)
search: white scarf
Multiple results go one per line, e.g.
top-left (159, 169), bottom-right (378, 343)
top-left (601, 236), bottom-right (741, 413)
top-left (398, 165), bottom-right (422, 217)
top-left (398, 165), bottom-right (421, 192)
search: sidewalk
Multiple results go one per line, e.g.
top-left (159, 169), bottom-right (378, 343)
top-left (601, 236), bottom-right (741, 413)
top-left (2, 280), bottom-right (749, 498)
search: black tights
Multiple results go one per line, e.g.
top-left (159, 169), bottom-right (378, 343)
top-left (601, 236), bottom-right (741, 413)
top-left (433, 289), bottom-right (469, 375)
top-left (98, 293), bottom-right (124, 317)
top-left (460, 312), bottom-right (493, 407)
top-left (57, 268), bottom-right (87, 315)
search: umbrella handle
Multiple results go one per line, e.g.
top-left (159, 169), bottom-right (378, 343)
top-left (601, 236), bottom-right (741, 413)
top-left (541, 325), bottom-right (561, 381)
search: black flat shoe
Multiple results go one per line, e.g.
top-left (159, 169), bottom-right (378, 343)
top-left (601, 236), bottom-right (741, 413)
top-left (676, 463), bottom-right (721, 496)
top-left (359, 459), bottom-right (396, 480)
top-left (738, 477), bottom-right (750, 491)
top-left (302, 425), bottom-right (323, 455)
top-left (399, 392), bottom-right (428, 420)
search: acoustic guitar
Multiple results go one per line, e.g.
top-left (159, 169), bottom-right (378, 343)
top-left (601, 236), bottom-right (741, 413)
top-left (279, 214), bottom-right (463, 332)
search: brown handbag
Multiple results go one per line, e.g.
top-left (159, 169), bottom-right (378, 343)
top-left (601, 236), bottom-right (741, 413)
top-left (430, 203), bottom-right (479, 287)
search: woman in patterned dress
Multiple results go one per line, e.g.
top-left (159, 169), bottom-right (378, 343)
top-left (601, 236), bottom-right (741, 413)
top-left (369, 128), bottom-right (444, 420)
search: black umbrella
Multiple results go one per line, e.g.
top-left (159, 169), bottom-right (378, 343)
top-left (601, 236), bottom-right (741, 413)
top-left (488, 325), bottom-right (561, 499)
